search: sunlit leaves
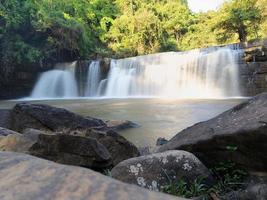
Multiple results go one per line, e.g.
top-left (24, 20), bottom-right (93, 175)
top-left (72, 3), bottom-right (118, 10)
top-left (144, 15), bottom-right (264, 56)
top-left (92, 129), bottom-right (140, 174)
top-left (0, 0), bottom-right (266, 69)
top-left (215, 0), bottom-right (262, 42)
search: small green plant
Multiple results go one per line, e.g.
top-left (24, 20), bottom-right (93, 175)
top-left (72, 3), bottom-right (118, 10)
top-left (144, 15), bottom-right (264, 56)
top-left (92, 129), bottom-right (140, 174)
top-left (190, 177), bottom-right (208, 197)
top-left (210, 160), bottom-right (248, 195)
top-left (226, 145), bottom-right (238, 152)
top-left (162, 177), bottom-right (207, 198)
top-left (103, 169), bottom-right (112, 177)
top-left (161, 160), bottom-right (248, 199)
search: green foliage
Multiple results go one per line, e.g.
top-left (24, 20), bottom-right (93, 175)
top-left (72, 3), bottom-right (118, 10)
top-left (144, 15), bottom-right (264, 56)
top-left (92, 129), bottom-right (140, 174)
top-left (180, 12), bottom-right (220, 50)
top-left (0, 0), bottom-right (266, 67)
top-left (103, 169), bottom-right (112, 177)
top-left (210, 160), bottom-right (248, 195)
top-left (162, 161), bottom-right (248, 199)
top-left (162, 177), bottom-right (207, 198)
top-left (226, 145), bottom-right (238, 152)
top-left (106, 0), bottom-right (191, 56)
top-left (0, 0), bottom-right (117, 69)
top-left (257, 0), bottom-right (267, 36)
top-left (214, 0), bottom-right (262, 42)
top-left (106, 0), bottom-right (266, 56)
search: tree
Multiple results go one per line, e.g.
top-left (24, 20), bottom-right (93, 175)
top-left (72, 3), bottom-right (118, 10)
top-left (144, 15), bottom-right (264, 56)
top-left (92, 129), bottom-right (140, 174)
top-left (257, 0), bottom-right (267, 37)
top-left (215, 0), bottom-right (262, 42)
top-left (0, 0), bottom-right (42, 70)
top-left (179, 12), bottom-right (219, 50)
top-left (0, 0), bottom-right (267, 69)
top-left (0, 0), bottom-right (118, 72)
top-left (106, 0), bottom-right (192, 56)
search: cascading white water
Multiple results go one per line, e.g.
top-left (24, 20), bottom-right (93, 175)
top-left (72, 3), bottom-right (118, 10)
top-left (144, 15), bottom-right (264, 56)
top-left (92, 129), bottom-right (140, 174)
top-left (30, 63), bottom-right (78, 99)
top-left (29, 46), bottom-right (242, 99)
top-left (86, 61), bottom-right (101, 97)
top-left (97, 79), bottom-right (108, 96)
top-left (104, 47), bottom-right (242, 98)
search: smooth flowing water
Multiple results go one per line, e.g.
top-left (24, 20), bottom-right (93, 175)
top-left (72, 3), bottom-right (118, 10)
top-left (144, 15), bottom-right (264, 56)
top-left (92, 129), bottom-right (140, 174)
top-left (30, 62), bottom-right (78, 98)
top-left (0, 98), bottom-right (245, 146)
top-left (86, 61), bottom-right (101, 97)
top-left (30, 46), bottom-right (243, 99)
top-left (105, 48), bottom-right (241, 98)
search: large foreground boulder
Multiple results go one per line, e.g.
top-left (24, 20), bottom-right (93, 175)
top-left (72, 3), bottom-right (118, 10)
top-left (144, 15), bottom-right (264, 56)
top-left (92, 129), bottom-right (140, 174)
top-left (111, 150), bottom-right (214, 191)
top-left (0, 128), bottom-right (111, 170)
top-left (159, 93), bottom-right (267, 172)
top-left (10, 103), bottom-right (106, 132)
top-left (0, 152), bottom-right (185, 200)
top-left (8, 103), bottom-right (140, 165)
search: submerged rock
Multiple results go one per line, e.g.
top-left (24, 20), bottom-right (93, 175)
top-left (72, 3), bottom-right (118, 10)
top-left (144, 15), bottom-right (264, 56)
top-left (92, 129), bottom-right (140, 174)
top-left (0, 127), bottom-right (18, 136)
top-left (0, 128), bottom-right (111, 170)
top-left (156, 137), bottom-right (168, 146)
top-left (111, 150), bottom-right (214, 191)
top-left (159, 93), bottom-right (267, 172)
top-left (105, 120), bottom-right (140, 131)
top-left (0, 151), bottom-right (186, 200)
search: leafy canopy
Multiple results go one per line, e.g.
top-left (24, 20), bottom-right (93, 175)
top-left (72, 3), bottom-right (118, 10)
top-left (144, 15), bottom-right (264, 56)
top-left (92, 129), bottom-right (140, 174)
top-left (0, 0), bottom-right (266, 68)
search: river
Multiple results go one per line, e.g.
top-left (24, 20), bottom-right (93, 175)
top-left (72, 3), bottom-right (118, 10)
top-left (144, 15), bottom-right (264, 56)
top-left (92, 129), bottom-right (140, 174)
top-left (0, 98), bottom-right (245, 147)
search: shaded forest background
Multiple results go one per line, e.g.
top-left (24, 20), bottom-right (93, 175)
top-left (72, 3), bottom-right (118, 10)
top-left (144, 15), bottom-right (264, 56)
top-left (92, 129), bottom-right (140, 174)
top-left (0, 0), bottom-right (266, 69)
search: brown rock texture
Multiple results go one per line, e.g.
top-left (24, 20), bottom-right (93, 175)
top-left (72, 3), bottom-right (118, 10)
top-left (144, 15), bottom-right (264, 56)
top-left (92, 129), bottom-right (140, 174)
top-left (0, 151), bottom-right (186, 200)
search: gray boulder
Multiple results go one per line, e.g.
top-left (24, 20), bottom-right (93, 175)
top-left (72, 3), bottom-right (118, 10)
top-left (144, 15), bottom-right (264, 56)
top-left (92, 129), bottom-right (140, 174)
top-left (0, 151), bottom-right (186, 200)
top-left (84, 129), bottom-right (140, 166)
top-left (223, 183), bottom-right (267, 200)
top-left (111, 150), bottom-right (214, 191)
top-left (156, 137), bottom-right (168, 146)
top-left (222, 175), bottom-right (267, 200)
top-left (159, 93), bottom-right (267, 172)
top-left (10, 103), bottom-right (106, 132)
top-left (105, 120), bottom-right (140, 131)
top-left (0, 128), bottom-right (111, 170)
top-left (0, 127), bottom-right (18, 136)
top-left (9, 103), bottom-right (140, 165)
top-left (0, 109), bottom-right (11, 129)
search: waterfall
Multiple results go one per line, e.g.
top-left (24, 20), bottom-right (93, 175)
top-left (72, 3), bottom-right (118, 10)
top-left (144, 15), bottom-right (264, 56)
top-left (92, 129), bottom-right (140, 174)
top-left (104, 47), bottom-right (242, 98)
top-left (85, 61), bottom-right (101, 97)
top-left (97, 79), bottom-right (108, 96)
top-left (29, 46), bottom-right (242, 99)
top-left (30, 63), bottom-right (78, 99)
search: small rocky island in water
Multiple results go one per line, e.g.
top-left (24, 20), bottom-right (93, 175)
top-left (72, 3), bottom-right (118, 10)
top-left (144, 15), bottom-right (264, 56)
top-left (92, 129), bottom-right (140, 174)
top-left (0, 0), bottom-right (267, 199)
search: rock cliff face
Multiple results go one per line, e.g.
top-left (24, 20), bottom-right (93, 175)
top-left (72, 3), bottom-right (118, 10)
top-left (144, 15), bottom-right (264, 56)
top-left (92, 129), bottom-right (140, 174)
top-left (75, 59), bottom-right (111, 96)
top-left (240, 39), bottom-right (267, 96)
top-left (0, 58), bottom-right (111, 100)
top-left (0, 62), bottom-right (53, 100)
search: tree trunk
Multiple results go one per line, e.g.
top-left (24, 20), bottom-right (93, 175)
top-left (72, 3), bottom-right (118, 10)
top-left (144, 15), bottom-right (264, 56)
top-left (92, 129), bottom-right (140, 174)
top-left (238, 25), bottom-right (247, 42)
